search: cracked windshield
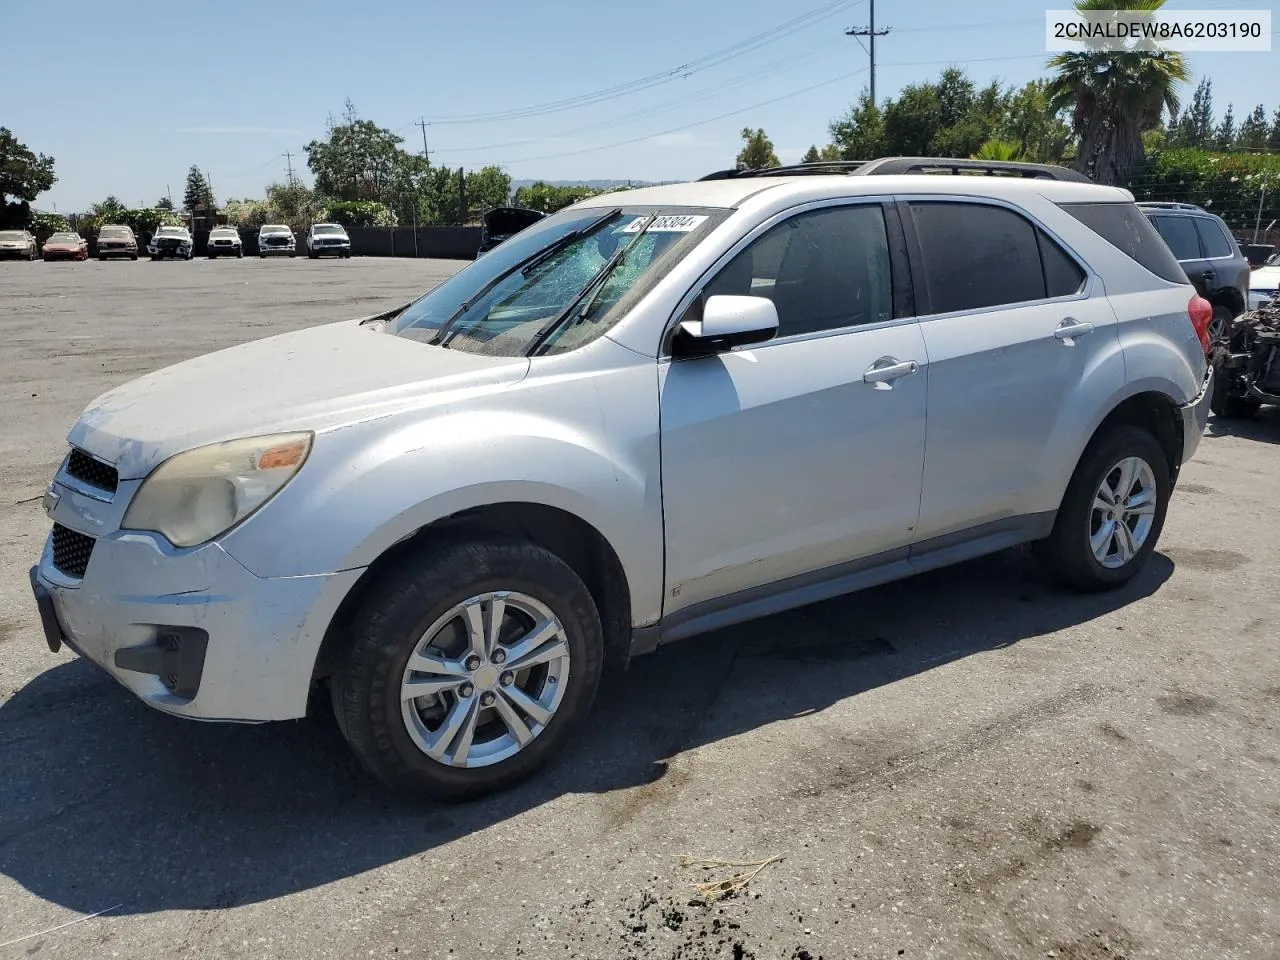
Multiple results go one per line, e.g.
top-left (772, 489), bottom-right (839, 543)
top-left (390, 208), bottom-right (721, 355)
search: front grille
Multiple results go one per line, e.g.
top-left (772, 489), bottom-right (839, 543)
top-left (265, 236), bottom-right (290, 247)
top-left (51, 523), bottom-right (96, 579)
top-left (66, 448), bottom-right (118, 494)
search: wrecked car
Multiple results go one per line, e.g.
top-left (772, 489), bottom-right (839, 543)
top-left (1210, 303), bottom-right (1280, 418)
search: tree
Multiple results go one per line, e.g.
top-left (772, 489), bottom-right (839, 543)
top-left (511, 182), bottom-right (604, 214)
top-left (264, 181), bottom-right (324, 228)
top-left (829, 90), bottom-right (886, 160)
top-left (882, 84), bottom-right (941, 155)
top-left (996, 80), bottom-right (1073, 164)
top-left (1046, 0), bottom-right (1189, 185)
top-left (0, 127), bottom-right (57, 203)
top-left (1176, 77), bottom-right (1215, 147)
top-left (183, 166), bottom-right (214, 213)
top-left (92, 196), bottom-right (126, 222)
top-left (1270, 108), bottom-right (1280, 151)
top-left (735, 128), bottom-right (780, 170)
top-left (156, 195), bottom-right (174, 211)
top-left (1237, 104), bottom-right (1268, 150)
top-left (1214, 104), bottom-right (1236, 150)
top-left (464, 166), bottom-right (513, 214)
top-left (305, 100), bottom-right (408, 202)
top-left (973, 140), bottom-right (1024, 161)
top-left (801, 145), bottom-right (822, 164)
top-left (818, 144), bottom-right (842, 161)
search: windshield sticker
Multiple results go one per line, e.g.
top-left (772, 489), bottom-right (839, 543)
top-left (621, 214), bottom-right (707, 233)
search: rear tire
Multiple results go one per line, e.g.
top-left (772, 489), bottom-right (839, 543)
top-left (1035, 425), bottom-right (1170, 592)
top-left (331, 537), bottom-right (604, 801)
top-left (1209, 305), bottom-right (1234, 343)
top-left (1209, 370), bottom-right (1260, 419)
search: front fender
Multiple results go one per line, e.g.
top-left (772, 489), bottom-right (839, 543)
top-left (219, 400), bottom-right (664, 626)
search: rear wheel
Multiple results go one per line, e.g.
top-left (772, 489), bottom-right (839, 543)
top-left (331, 538), bottom-right (604, 800)
top-left (1035, 425), bottom-right (1170, 591)
top-left (1209, 372), bottom-right (1260, 418)
top-left (1209, 305), bottom-right (1234, 343)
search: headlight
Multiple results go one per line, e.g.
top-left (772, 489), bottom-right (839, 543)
top-left (122, 433), bottom-right (312, 547)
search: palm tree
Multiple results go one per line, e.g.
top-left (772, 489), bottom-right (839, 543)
top-left (973, 140), bottom-right (1024, 161)
top-left (1046, 0), bottom-right (1188, 186)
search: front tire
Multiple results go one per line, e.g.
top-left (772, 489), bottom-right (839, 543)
top-left (1035, 425), bottom-right (1170, 592)
top-left (331, 538), bottom-right (604, 800)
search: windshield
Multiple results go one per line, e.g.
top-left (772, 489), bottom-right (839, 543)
top-left (391, 206), bottom-right (724, 356)
top-left (100, 227), bottom-right (130, 237)
top-left (0, 231), bottom-right (26, 240)
top-left (261, 225), bottom-right (289, 233)
top-left (314, 224), bottom-right (345, 235)
top-left (48, 233), bottom-right (79, 242)
top-left (156, 227), bottom-right (186, 237)
top-left (211, 228), bottom-right (237, 236)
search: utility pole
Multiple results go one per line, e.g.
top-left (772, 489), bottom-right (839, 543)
top-left (283, 150), bottom-right (296, 185)
top-left (416, 119), bottom-right (431, 164)
top-left (845, 0), bottom-right (892, 108)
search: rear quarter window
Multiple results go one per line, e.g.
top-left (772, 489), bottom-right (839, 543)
top-left (1193, 217), bottom-right (1234, 259)
top-left (1058, 202), bottom-right (1187, 285)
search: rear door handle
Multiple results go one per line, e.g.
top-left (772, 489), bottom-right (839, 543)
top-left (863, 357), bottom-right (920, 389)
top-left (1054, 318), bottom-right (1095, 344)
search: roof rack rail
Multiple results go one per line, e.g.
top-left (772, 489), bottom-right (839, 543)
top-left (698, 160), bottom-right (870, 181)
top-left (851, 157), bottom-right (1091, 183)
top-left (1134, 201), bottom-right (1205, 212)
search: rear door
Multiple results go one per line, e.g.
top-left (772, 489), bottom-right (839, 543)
top-left (1151, 215), bottom-right (1210, 297)
top-left (901, 197), bottom-right (1122, 543)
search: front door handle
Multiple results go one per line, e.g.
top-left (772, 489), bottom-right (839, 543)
top-left (863, 357), bottom-right (920, 389)
top-left (1054, 318), bottom-right (1095, 345)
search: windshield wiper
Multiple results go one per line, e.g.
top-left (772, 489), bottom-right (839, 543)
top-left (431, 207), bottom-right (623, 348)
top-left (526, 213), bottom-right (659, 357)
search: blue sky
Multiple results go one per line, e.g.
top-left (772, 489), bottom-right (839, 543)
top-left (8, 0), bottom-right (1276, 211)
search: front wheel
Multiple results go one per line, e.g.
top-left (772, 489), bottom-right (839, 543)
top-left (1035, 425), bottom-right (1170, 591)
top-left (331, 538), bottom-right (604, 800)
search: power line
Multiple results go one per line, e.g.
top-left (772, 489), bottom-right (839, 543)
top-left (418, 0), bottom-right (866, 125)
top-left (430, 40), bottom-right (845, 156)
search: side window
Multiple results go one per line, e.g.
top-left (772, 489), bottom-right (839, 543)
top-left (1037, 229), bottom-right (1087, 298)
top-left (1193, 217), bottom-right (1233, 258)
top-left (1152, 216), bottom-right (1201, 261)
top-left (909, 202), bottom-right (1046, 312)
top-left (703, 205), bottom-right (893, 337)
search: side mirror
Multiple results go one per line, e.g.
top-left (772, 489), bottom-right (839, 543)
top-left (672, 295), bottom-right (778, 357)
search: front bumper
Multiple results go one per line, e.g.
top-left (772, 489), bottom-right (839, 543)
top-left (43, 250), bottom-right (85, 260)
top-left (1180, 365), bottom-right (1213, 463)
top-left (97, 246), bottom-right (136, 257)
top-left (32, 469), bottom-right (362, 721)
top-left (260, 246), bottom-right (295, 255)
top-left (0, 248), bottom-right (33, 259)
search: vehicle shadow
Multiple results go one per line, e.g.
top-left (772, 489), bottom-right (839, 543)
top-left (1207, 406), bottom-right (1280, 444)
top-left (0, 547), bottom-right (1173, 917)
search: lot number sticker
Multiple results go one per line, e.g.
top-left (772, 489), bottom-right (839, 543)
top-left (621, 215), bottom-right (708, 233)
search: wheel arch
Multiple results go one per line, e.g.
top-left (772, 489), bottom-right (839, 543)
top-left (312, 501), bottom-right (635, 690)
top-left (1075, 387), bottom-right (1185, 496)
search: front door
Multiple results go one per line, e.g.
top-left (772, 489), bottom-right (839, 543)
top-left (659, 201), bottom-right (928, 616)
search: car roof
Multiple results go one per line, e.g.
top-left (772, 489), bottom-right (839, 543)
top-left (575, 174), bottom-right (1131, 210)
top-left (312, 223), bottom-right (344, 229)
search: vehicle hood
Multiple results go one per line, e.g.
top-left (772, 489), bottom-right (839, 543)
top-left (1250, 266), bottom-right (1280, 290)
top-left (69, 317), bottom-right (531, 478)
top-left (44, 242), bottom-right (79, 250)
top-left (0, 239), bottom-right (27, 246)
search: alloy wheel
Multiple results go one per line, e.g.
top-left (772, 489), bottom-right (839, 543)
top-left (400, 591), bottom-right (571, 768)
top-left (1089, 456), bottom-right (1158, 569)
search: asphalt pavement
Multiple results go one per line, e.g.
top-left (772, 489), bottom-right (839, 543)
top-left (1, 257), bottom-right (1278, 959)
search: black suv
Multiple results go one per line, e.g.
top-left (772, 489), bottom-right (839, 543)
top-left (1138, 202), bottom-right (1249, 339)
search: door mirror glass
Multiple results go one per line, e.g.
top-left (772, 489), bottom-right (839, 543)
top-left (674, 295), bottom-right (778, 356)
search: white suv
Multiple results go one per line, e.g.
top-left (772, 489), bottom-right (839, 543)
top-left (31, 158), bottom-right (1214, 799)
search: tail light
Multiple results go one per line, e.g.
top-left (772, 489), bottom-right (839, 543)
top-left (1188, 295), bottom-right (1213, 355)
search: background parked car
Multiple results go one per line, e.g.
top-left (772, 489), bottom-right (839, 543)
top-left (41, 231), bottom-right (89, 261)
top-left (96, 225), bottom-right (138, 260)
top-left (148, 225), bottom-right (194, 260)
top-left (1138, 202), bottom-right (1250, 339)
top-left (477, 207), bottom-right (546, 256)
top-left (1248, 252), bottom-right (1279, 310)
top-left (0, 229), bottom-right (39, 260)
top-left (258, 224), bottom-right (296, 258)
top-left (207, 226), bottom-right (243, 259)
top-left (306, 223), bottom-right (351, 258)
